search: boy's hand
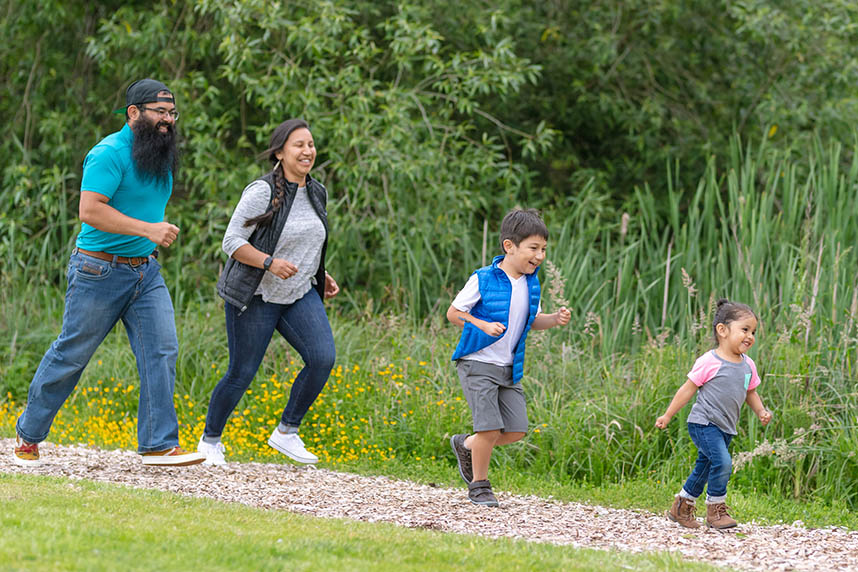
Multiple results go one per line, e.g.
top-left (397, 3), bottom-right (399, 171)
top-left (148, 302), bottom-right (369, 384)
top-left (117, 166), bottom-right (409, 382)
top-left (556, 307), bottom-right (571, 326)
top-left (479, 321), bottom-right (506, 337)
top-left (655, 415), bottom-right (671, 429)
top-left (758, 410), bottom-right (772, 426)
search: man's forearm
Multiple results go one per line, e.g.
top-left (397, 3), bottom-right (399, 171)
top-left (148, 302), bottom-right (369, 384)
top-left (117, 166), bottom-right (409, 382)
top-left (80, 196), bottom-right (153, 238)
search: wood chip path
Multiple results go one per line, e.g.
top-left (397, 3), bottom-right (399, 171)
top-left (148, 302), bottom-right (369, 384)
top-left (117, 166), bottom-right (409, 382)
top-left (1, 439), bottom-right (856, 571)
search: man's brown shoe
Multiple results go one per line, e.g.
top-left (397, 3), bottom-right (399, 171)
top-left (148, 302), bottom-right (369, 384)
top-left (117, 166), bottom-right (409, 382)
top-left (13, 436), bottom-right (43, 467)
top-left (666, 495), bottom-right (701, 528)
top-left (706, 502), bottom-right (737, 529)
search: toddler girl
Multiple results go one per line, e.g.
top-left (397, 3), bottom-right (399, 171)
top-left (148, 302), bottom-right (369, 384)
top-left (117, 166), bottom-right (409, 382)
top-left (655, 298), bottom-right (772, 529)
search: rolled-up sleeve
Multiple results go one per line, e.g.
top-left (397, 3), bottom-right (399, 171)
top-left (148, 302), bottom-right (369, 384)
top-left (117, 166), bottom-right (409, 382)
top-left (222, 180), bottom-right (271, 257)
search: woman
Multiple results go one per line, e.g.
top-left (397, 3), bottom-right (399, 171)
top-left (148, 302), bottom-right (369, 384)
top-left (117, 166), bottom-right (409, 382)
top-left (200, 118), bottom-right (339, 466)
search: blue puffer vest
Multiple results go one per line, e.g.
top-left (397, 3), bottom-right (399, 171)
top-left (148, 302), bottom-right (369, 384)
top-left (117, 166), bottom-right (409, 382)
top-left (451, 255), bottom-right (541, 383)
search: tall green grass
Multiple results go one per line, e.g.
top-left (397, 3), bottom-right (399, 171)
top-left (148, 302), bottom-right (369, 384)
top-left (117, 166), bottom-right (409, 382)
top-left (5, 134), bottom-right (857, 351)
top-left (538, 135), bottom-right (858, 360)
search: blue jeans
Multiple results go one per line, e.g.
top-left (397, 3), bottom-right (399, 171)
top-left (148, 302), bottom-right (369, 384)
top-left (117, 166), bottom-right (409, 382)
top-left (16, 251), bottom-right (180, 452)
top-left (203, 290), bottom-right (335, 439)
top-left (682, 422), bottom-right (734, 500)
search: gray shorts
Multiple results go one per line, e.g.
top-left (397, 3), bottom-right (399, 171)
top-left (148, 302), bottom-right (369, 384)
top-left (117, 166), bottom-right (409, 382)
top-left (456, 359), bottom-right (528, 433)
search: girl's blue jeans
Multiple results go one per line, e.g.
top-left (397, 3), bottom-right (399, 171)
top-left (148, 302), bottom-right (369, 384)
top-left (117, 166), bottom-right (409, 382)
top-left (682, 422), bottom-right (734, 500)
top-left (17, 251), bottom-right (180, 452)
top-left (204, 289), bottom-right (335, 439)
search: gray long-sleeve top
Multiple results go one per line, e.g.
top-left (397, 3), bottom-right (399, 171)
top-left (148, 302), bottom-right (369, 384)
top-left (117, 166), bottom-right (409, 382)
top-left (222, 179), bottom-right (326, 305)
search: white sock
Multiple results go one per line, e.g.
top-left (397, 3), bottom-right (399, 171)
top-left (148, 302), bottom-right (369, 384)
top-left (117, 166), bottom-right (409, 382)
top-left (277, 422), bottom-right (299, 434)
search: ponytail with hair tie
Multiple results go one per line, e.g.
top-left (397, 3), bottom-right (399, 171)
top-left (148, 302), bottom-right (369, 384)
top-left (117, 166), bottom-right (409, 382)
top-left (711, 298), bottom-right (757, 345)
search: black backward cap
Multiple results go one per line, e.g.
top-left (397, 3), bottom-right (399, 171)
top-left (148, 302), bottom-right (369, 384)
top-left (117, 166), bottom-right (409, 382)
top-left (113, 79), bottom-right (174, 114)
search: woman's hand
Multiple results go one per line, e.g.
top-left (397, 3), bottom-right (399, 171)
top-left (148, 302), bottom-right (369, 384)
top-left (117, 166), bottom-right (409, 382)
top-left (268, 258), bottom-right (298, 280)
top-left (324, 272), bottom-right (340, 298)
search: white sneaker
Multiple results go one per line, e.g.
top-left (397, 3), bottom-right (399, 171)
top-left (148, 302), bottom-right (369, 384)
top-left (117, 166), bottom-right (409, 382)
top-left (197, 436), bottom-right (227, 466)
top-left (267, 429), bottom-right (318, 464)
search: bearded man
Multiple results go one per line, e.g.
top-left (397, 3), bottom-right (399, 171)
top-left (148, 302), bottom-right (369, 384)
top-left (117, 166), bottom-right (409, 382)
top-left (14, 79), bottom-right (204, 466)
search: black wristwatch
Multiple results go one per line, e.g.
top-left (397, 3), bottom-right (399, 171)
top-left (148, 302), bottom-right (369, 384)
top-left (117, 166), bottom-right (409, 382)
top-left (263, 256), bottom-right (274, 272)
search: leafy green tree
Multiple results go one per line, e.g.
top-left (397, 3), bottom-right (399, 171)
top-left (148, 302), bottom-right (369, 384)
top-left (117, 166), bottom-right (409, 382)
top-left (1, 0), bottom-right (553, 315)
top-left (416, 0), bottom-right (858, 200)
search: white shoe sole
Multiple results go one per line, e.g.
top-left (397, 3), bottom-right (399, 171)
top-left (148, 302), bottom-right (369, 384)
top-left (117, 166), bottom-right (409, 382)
top-left (13, 456), bottom-right (43, 467)
top-left (469, 497), bottom-right (499, 507)
top-left (141, 452), bottom-right (206, 466)
top-left (267, 438), bottom-right (318, 464)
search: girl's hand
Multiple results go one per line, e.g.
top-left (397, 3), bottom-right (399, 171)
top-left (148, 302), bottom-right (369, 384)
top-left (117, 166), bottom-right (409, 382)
top-left (323, 272), bottom-right (340, 298)
top-left (655, 415), bottom-right (671, 429)
top-left (479, 321), bottom-right (506, 337)
top-left (759, 410), bottom-right (772, 426)
top-left (556, 307), bottom-right (571, 326)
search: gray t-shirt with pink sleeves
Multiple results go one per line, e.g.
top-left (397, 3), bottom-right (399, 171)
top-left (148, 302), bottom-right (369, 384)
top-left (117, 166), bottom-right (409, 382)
top-left (686, 350), bottom-right (761, 435)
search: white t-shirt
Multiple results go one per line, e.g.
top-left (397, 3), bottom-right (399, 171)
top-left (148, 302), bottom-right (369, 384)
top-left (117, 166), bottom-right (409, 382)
top-left (451, 270), bottom-right (541, 367)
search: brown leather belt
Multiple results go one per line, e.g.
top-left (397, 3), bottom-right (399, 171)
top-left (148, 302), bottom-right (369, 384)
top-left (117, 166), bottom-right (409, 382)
top-left (75, 248), bottom-right (155, 266)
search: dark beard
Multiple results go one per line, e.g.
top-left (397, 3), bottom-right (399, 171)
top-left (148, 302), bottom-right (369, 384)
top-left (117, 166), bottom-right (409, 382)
top-left (131, 117), bottom-right (180, 183)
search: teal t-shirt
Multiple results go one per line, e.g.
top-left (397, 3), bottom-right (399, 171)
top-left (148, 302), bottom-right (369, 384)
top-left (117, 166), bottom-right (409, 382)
top-left (76, 123), bottom-right (173, 257)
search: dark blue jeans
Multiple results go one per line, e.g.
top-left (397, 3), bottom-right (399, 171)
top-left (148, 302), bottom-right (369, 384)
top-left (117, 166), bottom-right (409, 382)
top-left (682, 422), bottom-right (734, 501)
top-left (204, 289), bottom-right (335, 439)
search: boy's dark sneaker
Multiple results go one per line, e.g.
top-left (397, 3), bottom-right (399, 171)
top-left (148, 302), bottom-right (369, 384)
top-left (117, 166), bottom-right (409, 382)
top-left (450, 434), bottom-right (473, 483)
top-left (468, 479), bottom-right (499, 507)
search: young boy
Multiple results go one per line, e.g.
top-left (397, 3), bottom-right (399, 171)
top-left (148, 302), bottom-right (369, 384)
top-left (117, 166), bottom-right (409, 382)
top-left (447, 208), bottom-right (570, 506)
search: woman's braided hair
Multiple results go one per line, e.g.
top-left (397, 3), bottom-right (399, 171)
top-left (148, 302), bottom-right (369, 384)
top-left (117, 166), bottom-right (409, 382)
top-left (244, 118), bottom-right (310, 228)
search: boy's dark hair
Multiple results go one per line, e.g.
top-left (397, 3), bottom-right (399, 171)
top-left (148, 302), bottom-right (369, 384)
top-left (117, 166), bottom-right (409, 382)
top-left (712, 298), bottom-right (757, 345)
top-left (499, 208), bottom-right (548, 252)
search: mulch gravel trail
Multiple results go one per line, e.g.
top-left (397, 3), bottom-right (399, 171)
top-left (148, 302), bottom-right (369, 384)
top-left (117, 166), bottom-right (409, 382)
top-left (2, 439), bottom-right (857, 571)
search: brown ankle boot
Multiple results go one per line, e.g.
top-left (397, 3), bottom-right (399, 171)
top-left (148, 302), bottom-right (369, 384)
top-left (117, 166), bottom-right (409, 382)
top-left (667, 495), bottom-right (701, 528)
top-left (706, 502), bottom-right (737, 529)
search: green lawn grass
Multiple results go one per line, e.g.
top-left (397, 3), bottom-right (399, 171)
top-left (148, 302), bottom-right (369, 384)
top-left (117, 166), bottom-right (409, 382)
top-left (0, 474), bottom-right (718, 572)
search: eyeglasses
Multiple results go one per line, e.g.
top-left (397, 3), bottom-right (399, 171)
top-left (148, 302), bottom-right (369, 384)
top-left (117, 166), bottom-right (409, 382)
top-left (138, 106), bottom-right (180, 120)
